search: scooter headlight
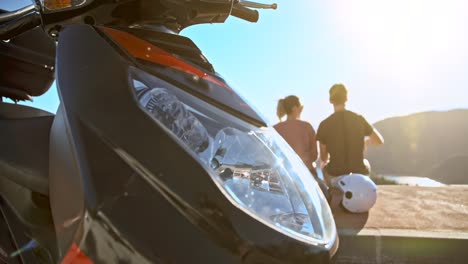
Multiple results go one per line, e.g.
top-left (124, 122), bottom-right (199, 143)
top-left (130, 68), bottom-right (336, 247)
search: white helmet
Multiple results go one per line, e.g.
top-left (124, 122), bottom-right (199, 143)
top-left (336, 174), bottom-right (377, 213)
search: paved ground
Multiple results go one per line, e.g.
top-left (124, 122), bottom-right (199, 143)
top-left (334, 185), bottom-right (468, 233)
top-left (333, 185), bottom-right (468, 264)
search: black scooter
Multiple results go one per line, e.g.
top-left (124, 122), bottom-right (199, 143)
top-left (0, 1), bottom-right (338, 263)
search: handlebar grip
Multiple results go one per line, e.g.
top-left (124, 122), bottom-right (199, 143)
top-left (231, 5), bottom-right (259, 23)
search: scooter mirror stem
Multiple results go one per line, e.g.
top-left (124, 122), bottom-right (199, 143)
top-left (238, 1), bottom-right (277, 10)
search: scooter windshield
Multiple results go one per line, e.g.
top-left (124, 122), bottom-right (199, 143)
top-left (130, 67), bottom-right (336, 247)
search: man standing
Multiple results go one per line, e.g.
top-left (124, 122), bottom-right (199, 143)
top-left (317, 84), bottom-right (384, 188)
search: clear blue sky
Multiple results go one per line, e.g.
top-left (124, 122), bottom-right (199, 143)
top-left (4, 0), bottom-right (468, 128)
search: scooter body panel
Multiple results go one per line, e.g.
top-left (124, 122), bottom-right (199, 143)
top-left (50, 24), bottom-right (333, 263)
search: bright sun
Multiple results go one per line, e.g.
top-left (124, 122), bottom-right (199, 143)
top-left (331, 0), bottom-right (467, 97)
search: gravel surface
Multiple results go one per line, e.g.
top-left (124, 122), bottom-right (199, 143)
top-left (334, 185), bottom-right (468, 232)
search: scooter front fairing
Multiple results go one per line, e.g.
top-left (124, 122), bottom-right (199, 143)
top-left (50, 24), bottom-right (337, 263)
top-left (1, 0), bottom-right (338, 262)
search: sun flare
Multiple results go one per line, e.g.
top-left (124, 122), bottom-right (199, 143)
top-left (331, 0), bottom-right (467, 97)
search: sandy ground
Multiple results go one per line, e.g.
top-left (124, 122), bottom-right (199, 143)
top-left (333, 185), bottom-right (468, 232)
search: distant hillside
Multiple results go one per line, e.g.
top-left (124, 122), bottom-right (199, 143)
top-left (366, 109), bottom-right (468, 184)
top-left (428, 155), bottom-right (468, 184)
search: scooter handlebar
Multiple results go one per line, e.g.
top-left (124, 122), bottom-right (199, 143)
top-left (231, 5), bottom-right (259, 23)
top-left (0, 11), bottom-right (41, 40)
top-left (0, 5), bottom-right (36, 23)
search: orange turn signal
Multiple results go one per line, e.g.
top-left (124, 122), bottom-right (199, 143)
top-left (43, 0), bottom-right (87, 11)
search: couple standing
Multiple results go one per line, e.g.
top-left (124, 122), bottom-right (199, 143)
top-left (273, 84), bottom-right (384, 193)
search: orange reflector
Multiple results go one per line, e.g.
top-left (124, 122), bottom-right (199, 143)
top-left (61, 243), bottom-right (93, 264)
top-left (44, 0), bottom-right (71, 10)
top-left (43, 0), bottom-right (87, 11)
top-left (100, 27), bottom-right (233, 92)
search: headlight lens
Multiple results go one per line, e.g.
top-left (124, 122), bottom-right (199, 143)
top-left (130, 67), bottom-right (336, 247)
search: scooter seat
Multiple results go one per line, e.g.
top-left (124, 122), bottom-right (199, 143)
top-left (0, 103), bottom-right (54, 196)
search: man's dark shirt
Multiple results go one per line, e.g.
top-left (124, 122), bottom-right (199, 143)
top-left (317, 110), bottom-right (373, 176)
